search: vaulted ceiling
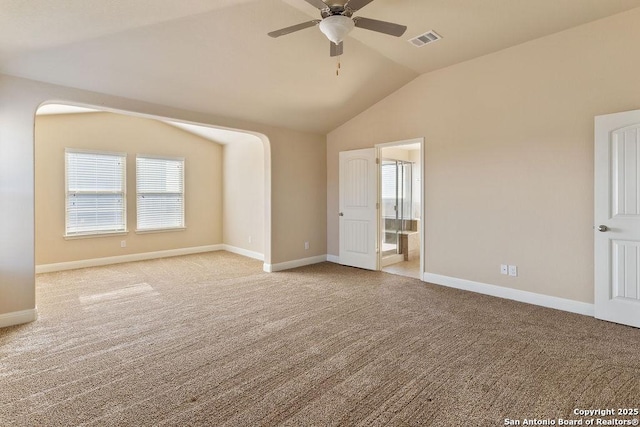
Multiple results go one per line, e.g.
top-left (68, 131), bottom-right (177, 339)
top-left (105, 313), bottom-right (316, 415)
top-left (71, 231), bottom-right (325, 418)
top-left (2, 0), bottom-right (639, 134)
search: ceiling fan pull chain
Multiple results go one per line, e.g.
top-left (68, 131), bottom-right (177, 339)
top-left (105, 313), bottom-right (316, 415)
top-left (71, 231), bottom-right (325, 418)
top-left (336, 56), bottom-right (341, 76)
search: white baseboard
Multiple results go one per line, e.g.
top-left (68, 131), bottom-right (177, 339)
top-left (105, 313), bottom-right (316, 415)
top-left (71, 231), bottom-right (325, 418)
top-left (264, 255), bottom-right (327, 272)
top-left (36, 245), bottom-right (224, 273)
top-left (0, 308), bottom-right (38, 328)
top-left (422, 272), bottom-right (594, 317)
top-left (222, 245), bottom-right (264, 261)
top-left (326, 254), bottom-right (340, 264)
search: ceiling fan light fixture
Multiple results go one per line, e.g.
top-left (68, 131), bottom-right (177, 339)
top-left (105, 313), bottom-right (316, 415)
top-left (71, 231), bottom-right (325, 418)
top-left (319, 15), bottom-right (355, 45)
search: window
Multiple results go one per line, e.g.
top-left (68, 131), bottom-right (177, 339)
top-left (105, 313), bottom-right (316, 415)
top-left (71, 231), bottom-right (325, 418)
top-left (136, 155), bottom-right (185, 231)
top-left (65, 149), bottom-right (127, 236)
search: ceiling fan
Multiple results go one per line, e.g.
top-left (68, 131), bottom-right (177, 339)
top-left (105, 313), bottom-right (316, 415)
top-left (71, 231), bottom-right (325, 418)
top-left (268, 0), bottom-right (407, 57)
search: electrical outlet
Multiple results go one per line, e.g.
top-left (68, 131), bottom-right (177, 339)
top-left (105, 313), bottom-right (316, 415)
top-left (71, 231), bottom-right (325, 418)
top-left (120, 240), bottom-right (126, 248)
top-left (508, 265), bottom-right (518, 277)
top-left (304, 241), bottom-right (310, 250)
top-left (248, 235), bottom-right (252, 244)
top-left (500, 264), bottom-right (508, 275)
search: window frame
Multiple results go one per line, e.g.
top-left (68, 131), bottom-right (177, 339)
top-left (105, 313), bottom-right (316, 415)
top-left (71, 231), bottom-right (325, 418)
top-left (64, 148), bottom-right (128, 238)
top-left (135, 154), bottom-right (186, 233)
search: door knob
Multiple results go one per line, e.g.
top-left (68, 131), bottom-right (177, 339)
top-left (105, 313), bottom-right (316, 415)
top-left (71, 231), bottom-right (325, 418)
top-left (338, 212), bottom-right (344, 216)
top-left (597, 225), bottom-right (608, 232)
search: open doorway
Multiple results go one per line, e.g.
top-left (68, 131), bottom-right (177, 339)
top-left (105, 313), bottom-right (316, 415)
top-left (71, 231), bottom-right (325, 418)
top-left (378, 139), bottom-right (424, 280)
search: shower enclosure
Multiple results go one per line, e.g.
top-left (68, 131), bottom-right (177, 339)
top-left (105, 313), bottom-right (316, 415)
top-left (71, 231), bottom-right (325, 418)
top-left (381, 159), bottom-right (414, 260)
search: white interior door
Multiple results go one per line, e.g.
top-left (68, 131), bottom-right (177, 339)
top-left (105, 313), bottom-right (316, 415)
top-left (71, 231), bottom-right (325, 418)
top-left (595, 109), bottom-right (640, 328)
top-left (339, 148), bottom-right (378, 270)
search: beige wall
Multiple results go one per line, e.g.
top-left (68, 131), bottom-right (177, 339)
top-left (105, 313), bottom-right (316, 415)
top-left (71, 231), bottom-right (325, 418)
top-left (0, 74), bottom-right (326, 321)
top-left (270, 128), bottom-right (327, 261)
top-left (381, 147), bottom-right (411, 162)
top-left (328, 8), bottom-right (640, 304)
top-left (35, 112), bottom-right (223, 265)
top-left (222, 136), bottom-right (265, 255)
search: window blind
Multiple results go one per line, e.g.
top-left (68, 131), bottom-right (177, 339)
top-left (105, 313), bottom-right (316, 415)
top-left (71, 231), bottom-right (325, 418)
top-left (136, 156), bottom-right (184, 231)
top-left (381, 163), bottom-right (398, 200)
top-left (65, 150), bottom-right (126, 236)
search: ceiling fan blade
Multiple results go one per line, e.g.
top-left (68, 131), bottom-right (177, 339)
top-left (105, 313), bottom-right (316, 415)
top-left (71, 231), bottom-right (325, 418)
top-left (303, 0), bottom-right (328, 10)
top-left (268, 20), bottom-right (321, 38)
top-left (330, 41), bottom-right (343, 57)
top-left (353, 16), bottom-right (407, 37)
top-left (345, 0), bottom-right (374, 12)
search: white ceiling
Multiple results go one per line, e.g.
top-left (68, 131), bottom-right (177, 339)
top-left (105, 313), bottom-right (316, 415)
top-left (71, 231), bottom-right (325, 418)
top-left (3, 0), bottom-right (640, 134)
top-left (36, 104), bottom-right (97, 115)
top-left (36, 103), bottom-right (258, 145)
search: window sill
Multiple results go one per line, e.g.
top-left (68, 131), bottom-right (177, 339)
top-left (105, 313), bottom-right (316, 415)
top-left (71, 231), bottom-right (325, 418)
top-left (135, 227), bottom-right (186, 235)
top-left (64, 230), bottom-right (129, 240)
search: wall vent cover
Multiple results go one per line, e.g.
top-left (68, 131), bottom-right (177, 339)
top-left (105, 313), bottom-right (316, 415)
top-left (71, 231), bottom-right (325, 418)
top-left (408, 30), bottom-right (442, 47)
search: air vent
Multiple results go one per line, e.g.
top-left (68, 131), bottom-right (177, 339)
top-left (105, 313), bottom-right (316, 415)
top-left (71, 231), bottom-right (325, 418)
top-left (408, 30), bottom-right (442, 47)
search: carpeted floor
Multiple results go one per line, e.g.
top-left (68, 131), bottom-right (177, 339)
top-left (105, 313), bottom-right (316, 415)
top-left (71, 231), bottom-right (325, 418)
top-left (1, 251), bottom-right (638, 426)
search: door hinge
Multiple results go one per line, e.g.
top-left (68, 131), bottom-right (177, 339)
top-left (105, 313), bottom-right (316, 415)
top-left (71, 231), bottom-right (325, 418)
top-left (376, 158), bottom-right (380, 164)
top-left (376, 202), bottom-right (379, 209)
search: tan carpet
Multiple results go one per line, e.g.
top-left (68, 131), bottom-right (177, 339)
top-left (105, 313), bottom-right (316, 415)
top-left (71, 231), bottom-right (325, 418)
top-left (1, 252), bottom-right (638, 426)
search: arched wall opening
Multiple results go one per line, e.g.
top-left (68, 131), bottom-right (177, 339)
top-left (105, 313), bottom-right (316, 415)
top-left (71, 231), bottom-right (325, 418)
top-left (1, 75), bottom-right (324, 328)
top-left (34, 101), bottom-right (271, 272)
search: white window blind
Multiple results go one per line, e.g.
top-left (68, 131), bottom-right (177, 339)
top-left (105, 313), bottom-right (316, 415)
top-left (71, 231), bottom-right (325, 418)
top-left (65, 150), bottom-right (127, 236)
top-left (381, 163), bottom-right (398, 200)
top-left (136, 156), bottom-right (184, 231)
